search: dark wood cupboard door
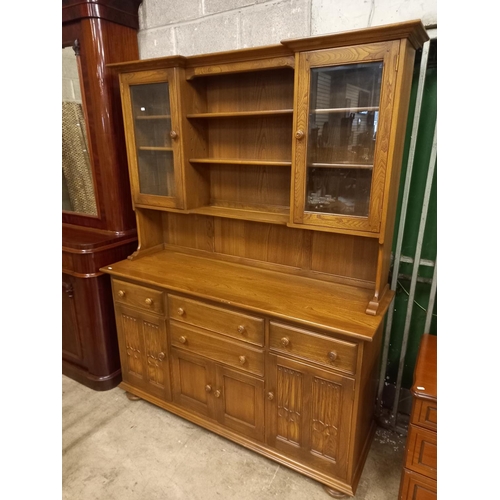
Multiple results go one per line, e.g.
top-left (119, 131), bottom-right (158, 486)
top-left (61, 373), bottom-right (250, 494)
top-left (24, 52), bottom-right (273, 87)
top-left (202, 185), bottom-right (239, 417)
top-left (171, 348), bottom-right (217, 419)
top-left (266, 354), bottom-right (354, 480)
top-left (115, 304), bottom-right (171, 401)
top-left (62, 274), bottom-right (84, 366)
top-left (215, 365), bottom-right (265, 442)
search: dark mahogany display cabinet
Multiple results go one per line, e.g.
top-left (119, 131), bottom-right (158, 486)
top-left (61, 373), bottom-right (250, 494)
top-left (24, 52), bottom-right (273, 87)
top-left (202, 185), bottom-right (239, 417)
top-left (62, 0), bottom-right (142, 390)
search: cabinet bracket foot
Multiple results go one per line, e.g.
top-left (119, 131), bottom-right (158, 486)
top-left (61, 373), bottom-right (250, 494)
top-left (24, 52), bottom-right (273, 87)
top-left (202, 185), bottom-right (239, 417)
top-left (323, 485), bottom-right (349, 498)
top-left (126, 391), bottom-right (141, 401)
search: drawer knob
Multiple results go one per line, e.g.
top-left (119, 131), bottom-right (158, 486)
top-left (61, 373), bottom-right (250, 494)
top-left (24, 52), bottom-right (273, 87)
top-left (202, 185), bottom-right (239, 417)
top-left (145, 298), bottom-right (153, 306)
top-left (214, 390), bottom-right (221, 398)
top-left (237, 325), bottom-right (246, 334)
top-left (267, 392), bottom-right (274, 401)
top-left (280, 337), bottom-right (290, 347)
top-left (295, 129), bottom-right (305, 140)
top-left (205, 385), bottom-right (212, 393)
top-left (177, 307), bottom-right (185, 316)
top-left (328, 351), bottom-right (338, 362)
top-left (170, 130), bottom-right (178, 139)
top-left (179, 336), bottom-right (187, 344)
top-left (158, 352), bottom-right (165, 361)
top-left (118, 290), bottom-right (125, 298)
top-left (239, 356), bottom-right (246, 365)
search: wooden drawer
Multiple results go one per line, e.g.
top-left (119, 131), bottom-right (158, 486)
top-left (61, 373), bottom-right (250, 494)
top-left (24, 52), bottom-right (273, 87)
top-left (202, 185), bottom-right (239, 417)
top-left (168, 294), bottom-right (264, 346)
top-left (269, 322), bottom-right (358, 375)
top-left (112, 279), bottom-right (164, 315)
top-left (170, 321), bottom-right (265, 376)
top-left (399, 469), bottom-right (437, 500)
top-left (411, 397), bottom-right (437, 432)
top-left (405, 424), bottom-right (437, 480)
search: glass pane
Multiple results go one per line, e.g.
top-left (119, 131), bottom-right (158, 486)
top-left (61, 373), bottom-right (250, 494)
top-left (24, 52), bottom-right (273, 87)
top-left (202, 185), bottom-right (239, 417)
top-left (131, 83), bottom-right (174, 197)
top-left (62, 46), bottom-right (98, 215)
top-left (306, 167), bottom-right (372, 216)
top-left (305, 62), bottom-right (383, 217)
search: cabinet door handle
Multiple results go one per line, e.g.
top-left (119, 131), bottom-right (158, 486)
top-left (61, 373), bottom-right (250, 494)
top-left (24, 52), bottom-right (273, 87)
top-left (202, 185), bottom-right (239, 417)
top-left (170, 130), bottom-right (178, 139)
top-left (118, 290), bottom-right (125, 298)
top-left (145, 298), bottom-right (153, 306)
top-left (239, 356), bottom-right (246, 365)
top-left (214, 390), bottom-right (221, 398)
top-left (177, 307), bottom-right (185, 316)
top-left (158, 352), bottom-right (165, 361)
top-left (295, 129), bottom-right (305, 140)
top-left (280, 337), bottom-right (290, 347)
top-left (205, 385), bottom-right (212, 393)
top-left (179, 336), bottom-right (187, 344)
top-left (237, 325), bottom-right (246, 334)
top-left (267, 392), bottom-right (274, 401)
top-left (328, 351), bottom-right (338, 362)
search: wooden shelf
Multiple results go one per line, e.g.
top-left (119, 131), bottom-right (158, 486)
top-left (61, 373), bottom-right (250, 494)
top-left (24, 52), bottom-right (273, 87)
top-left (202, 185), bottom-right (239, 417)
top-left (189, 205), bottom-right (289, 225)
top-left (135, 115), bottom-right (171, 120)
top-left (139, 146), bottom-right (174, 152)
top-left (311, 106), bottom-right (379, 114)
top-left (187, 109), bottom-right (293, 119)
top-left (309, 162), bottom-right (373, 169)
top-left (190, 158), bottom-right (291, 166)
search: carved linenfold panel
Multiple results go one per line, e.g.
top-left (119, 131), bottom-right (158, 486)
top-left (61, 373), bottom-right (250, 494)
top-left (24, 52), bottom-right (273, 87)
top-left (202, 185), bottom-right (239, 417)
top-left (277, 365), bottom-right (303, 445)
top-left (144, 321), bottom-right (164, 388)
top-left (122, 314), bottom-right (143, 377)
top-left (311, 377), bottom-right (341, 462)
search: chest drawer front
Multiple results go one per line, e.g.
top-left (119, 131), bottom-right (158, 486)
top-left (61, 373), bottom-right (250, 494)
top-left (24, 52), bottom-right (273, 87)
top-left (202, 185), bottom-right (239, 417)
top-left (168, 295), bottom-right (264, 346)
top-left (170, 321), bottom-right (265, 376)
top-left (412, 398), bottom-right (437, 432)
top-left (112, 279), bottom-right (164, 315)
top-left (269, 322), bottom-right (358, 375)
top-left (405, 424), bottom-right (437, 480)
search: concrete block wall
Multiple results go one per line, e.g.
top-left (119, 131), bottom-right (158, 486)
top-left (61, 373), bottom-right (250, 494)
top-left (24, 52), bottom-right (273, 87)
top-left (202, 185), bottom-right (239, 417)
top-left (137, 0), bottom-right (437, 59)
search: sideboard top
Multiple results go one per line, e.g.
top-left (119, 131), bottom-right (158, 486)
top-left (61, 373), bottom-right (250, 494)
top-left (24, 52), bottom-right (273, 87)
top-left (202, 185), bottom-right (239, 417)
top-left (102, 250), bottom-right (394, 341)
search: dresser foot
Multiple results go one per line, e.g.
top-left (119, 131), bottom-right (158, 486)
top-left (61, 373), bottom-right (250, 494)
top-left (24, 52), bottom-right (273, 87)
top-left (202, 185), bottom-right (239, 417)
top-left (125, 391), bottom-right (141, 401)
top-left (323, 485), bottom-right (349, 498)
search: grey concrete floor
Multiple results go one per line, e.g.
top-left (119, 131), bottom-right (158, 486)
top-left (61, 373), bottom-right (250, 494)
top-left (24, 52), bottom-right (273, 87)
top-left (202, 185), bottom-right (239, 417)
top-left (62, 375), bottom-right (406, 500)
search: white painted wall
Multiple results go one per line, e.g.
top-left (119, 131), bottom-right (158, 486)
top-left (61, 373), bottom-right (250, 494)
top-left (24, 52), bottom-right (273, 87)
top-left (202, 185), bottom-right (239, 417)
top-left (137, 0), bottom-right (437, 59)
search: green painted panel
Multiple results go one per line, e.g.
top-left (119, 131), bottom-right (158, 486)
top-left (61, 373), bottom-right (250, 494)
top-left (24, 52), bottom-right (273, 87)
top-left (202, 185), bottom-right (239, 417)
top-left (386, 40), bottom-right (437, 393)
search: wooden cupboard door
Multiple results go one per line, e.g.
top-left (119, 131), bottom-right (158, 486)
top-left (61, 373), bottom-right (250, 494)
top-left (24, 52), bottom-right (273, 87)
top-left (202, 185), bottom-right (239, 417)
top-left (215, 365), bottom-right (265, 442)
top-left (115, 304), bottom-right (171, 401)
top-left (62, 275), bottom-right (84, 366)
top-left (171, 348), bottom-right (217, 419)
top-left (120, 68), bottom-right (184, 209)
top-left (266, 354), bottom-right (354, 480)
top-left (291, 41), bottom-right (400, 234)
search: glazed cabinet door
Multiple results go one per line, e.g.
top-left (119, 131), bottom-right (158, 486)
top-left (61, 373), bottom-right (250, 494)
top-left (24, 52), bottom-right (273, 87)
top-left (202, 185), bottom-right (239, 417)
top-left (115, 303), bottom-right (171, 401)
top-left (291, 41), bottom-right (400, 234)
top-left (266, 354), bottom-right (354, 480)
top-left (120, 68), bottom-right (184, 209)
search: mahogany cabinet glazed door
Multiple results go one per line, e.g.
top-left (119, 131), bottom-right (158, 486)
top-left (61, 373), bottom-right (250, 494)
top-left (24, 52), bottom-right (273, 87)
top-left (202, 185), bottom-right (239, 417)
top-left (266, 354), bottom-right (354, 480)
top-left (114, 303), bottom-right (171, 401)
top-left (291, 41), bottom-right (400, 234)
top-left (120, 68), bottom-right (184, 210)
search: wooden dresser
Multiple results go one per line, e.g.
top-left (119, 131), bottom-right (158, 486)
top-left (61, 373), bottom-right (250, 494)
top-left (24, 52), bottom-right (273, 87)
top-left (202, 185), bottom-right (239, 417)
top-left (101, 21), bottom-right (429, 497)
top-left (399, 334), bottom-right (437, 499)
